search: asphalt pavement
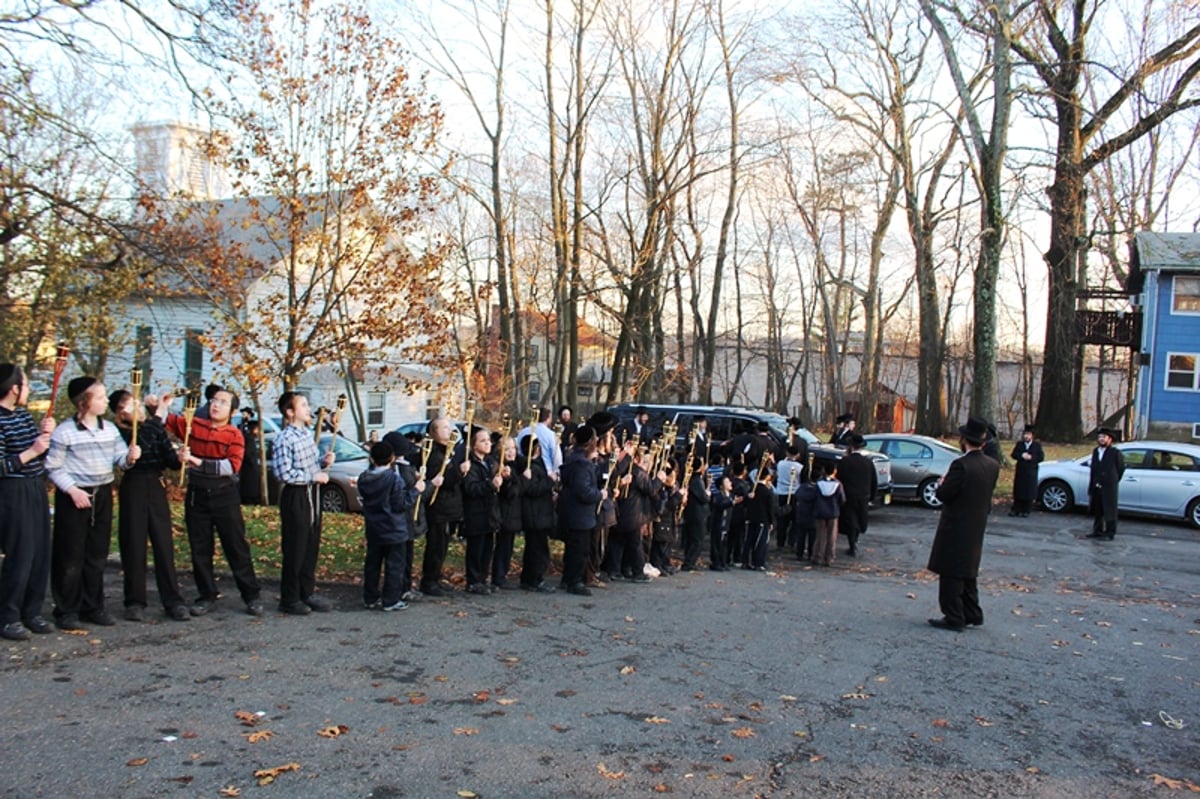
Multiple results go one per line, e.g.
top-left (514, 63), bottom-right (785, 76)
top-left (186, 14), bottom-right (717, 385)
top-left (1, 504), bottom-right (1197, 798)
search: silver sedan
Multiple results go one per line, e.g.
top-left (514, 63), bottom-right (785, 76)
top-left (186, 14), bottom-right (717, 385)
top-left (1037, 440), bottom-right (1200, 529)
top-left (861, 434), bottom-right (963, 509)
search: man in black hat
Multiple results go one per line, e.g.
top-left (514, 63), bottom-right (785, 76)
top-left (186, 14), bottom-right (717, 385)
top-left (1009, 425), bottom-right (1043, 517)
top-left (830, 414), bottom-right (854, 447)
top-left (618, 406), bottom-right (653, 446)
top-left (837, 434), bottom-right (877, 556)
top-left (1086, 427), bottom-right (1125, 541)
top-left (559, 425), bottom-right (607, 595)
top-left (926, 416), bottom-right (1000, 632)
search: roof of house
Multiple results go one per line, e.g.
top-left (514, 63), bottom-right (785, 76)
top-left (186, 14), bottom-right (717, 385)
top-left (1129, 232), bottom-right (1200, 293)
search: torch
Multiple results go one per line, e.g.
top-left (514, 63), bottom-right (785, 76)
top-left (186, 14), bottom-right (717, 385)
top-left (179, 393), bottom-right (199, 483)
top-left (428, 427), bottom-right (461, 508)
top-left (313, 405), bottom-right (328, 446)
top-left (523, 405), bottom-right (539, 471)
top-left (412, 436), bottom-right (434, 522)
top-left (325, 394), bottom-right (348, 459)
top-left (46, 343), bottom-right (69, 418)
top-left (130, 368), bottom-right (143, 447)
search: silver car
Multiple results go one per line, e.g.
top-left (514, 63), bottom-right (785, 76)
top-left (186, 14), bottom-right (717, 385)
top-left (264, 432), bottom-right (369, 513)
top-left (861, 434), bottom-right (963, 509)
top-left (1037, 440), bottom-right (1200, 529)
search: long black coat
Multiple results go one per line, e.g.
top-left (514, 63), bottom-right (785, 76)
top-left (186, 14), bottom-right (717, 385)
top-left (520, 459), bottom-right (556, 533)
top-left (559, 448), bottom-right (602, 530)
top-left (1009, 440), bottom-right (1044, 502)
top-left (1087, 446), bottom-right (1126, 523)
top-left (838, 451), bottom-right (876, 501)
top-left (927, 449), bottom-right (1000, 579)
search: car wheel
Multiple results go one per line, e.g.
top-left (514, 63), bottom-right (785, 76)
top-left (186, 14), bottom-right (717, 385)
top-left (1038, 479), bottom-right (1073, 513)
top-left (919, 478), bottom-right (942, 509)
top-left (1188, 498), bottom-right (1200, 530)
top-left (321, 485), bottom-right (348, 513)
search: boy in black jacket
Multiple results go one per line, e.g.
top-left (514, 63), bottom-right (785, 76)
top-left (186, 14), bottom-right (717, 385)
top-left (359, 441), bottom-right (423, 611)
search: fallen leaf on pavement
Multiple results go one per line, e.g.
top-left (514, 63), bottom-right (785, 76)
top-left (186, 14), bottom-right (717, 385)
top-left (243, 730), bottom-right (274, 743)
top-left (1149, 774), bottom-right (1200, 792)
top-left (473, 690), bottom-right (490, 703)
top-left (975, 717), bottom-right (994, 727)
top-left (317, 725), bottom-right (349, 738)
top-left (644, 716), bottom-right (671, 724)
top-left (597, 763), bottom-right (625, 780)
top-left (218, 787), bottom-right (241, 797)
top-left (126, 757), bottom-right (149, 767)
top-left (253, 762), bottom-right (299, 786)
top-left (931, 719), bottom-right (950, 728)
top-left (234, 711), bottom-right (259, 727)
top-left (842, 692), bottom-right (872, 700)
top-left (496, 698), bottom-right (517, 705)
top-left (453, 727), bottom-right (480, 736)
top-left (456, 790), bottom-right (478, 798)
top-left (809, 754), bottom-right (825, 763)
top-left (620, 665), bottom-right (637, 675)
top-left (731, 727), bottom-right (755, 738)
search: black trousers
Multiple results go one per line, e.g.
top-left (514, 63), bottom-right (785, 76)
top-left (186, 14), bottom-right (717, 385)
top-left (793, 523), bottom-right (816, 559)
top-left (681, 516), bottom-right (706, 568)
top-left (364, 541), bottom-right (408, 605)
top-left (775, 497), bottom-right (794, 547)
top-left (51, 484), bottom-right (113, 620)
top-left (726, 516), bottom-right (744, 564)
top-left (492, 530), bottom-right (516, 586)
top-left (464, 531), bottom-right (495, 587)
top-left (420, 519), bottom-right (456, 591)
top-left (938, 576), bottom-right (982, 627)
top-left (186, 480), bottom-right (260, 603)
top-left (279, 483), bottom-right (322, 605)
top-left (561, 528), bottom-right (591, 588)
top-left (841, 497), bottom-right (869, 550)
top-left (118, 471), bottom-right (184, 610)
top-left (0, 479), bottom-right (51, 625)
top-left (403, 540), bottom-right (416, 591)
top-left (607, 525), bottom-right (645, 578)
top-left (521, 528), bottom-right (551, 587)
top-left (742, 521), bottom-right (770, 569)
top-left (708, 518), bottom-right (727, 570)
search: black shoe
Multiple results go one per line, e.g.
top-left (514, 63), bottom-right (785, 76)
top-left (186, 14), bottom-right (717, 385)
top-left (246, 600), bottom-right (265, 617)
top-left (421, 585), bottom-right (447, 598)
top-left (466, 584), bottom-right (490, 595)
top-left (1085, 532), bottom-right (1104, 539)
top-left (57, 614), bottom-right (83, 631)
top-left (847, 547), bottom-right (858, 557)
top-left (534, 582), bottom-right (556, 594)
top-left (190, 599), bottom-right (215, 617)
top-left (23, 616), bottom-right (53, 634)
top-left (1100, 535), bottom-right (1115, 541)
top-left (279, 601), bottom-right (312, 616)
top-left (304, 595), bottom-right (333, 612)
top-left (497, 582), bottom-right (518, 590)
top-left (965, 618), bottom-right (984, 627)
top-left (928, 617), bottom-right (965, 632)
top-left (631, 574), bottom-right (651, 583)
top-left (167, 606), bottom-right (191, 622)
top-left (567, 583), bottom-right (592, 596)
top-left (81, 609), bottom-right (116, 626)
top-left (1, 622), bottom-right (31, 641)
top-left (124, 606), bottom-right (145, 622)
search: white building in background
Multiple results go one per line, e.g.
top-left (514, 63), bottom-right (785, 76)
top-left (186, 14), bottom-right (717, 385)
top-left (107, 121), bottom-right (449, 437)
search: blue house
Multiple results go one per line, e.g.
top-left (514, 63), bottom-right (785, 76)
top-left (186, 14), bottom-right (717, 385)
top-left (1130, 232), bottom-right (1200, 442)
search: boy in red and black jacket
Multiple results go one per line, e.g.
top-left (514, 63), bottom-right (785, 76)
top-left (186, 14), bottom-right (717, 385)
top-left (163, 387), bottom-right (263, 617)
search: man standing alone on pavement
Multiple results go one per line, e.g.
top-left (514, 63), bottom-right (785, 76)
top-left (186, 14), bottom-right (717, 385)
top-left (927, 416), bottom-right (1000, 632)
top-left (1086, 427), bottom-right (1125, 541)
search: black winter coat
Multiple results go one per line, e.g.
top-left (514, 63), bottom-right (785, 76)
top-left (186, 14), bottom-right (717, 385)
top-left (1087, 446), bottom-right (1126, 523)
top-left (461, 454), bottom-right (501, 537)
top-left (927, 450), bottom-right (1000, 579)
top-left (498, 459), bottom-right (523, 534)
top-left (423, 440), bottom-right (465, 523)
top-left (559, 448), bottom-right (602, 530)
top-left (1010, 440), bottom-right (1044, 502)
top-left (520, 459), bottom-right (556, 533)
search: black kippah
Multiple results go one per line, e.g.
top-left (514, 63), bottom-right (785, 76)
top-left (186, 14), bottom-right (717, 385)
top-left (0, 364), bottom-right (18, 395)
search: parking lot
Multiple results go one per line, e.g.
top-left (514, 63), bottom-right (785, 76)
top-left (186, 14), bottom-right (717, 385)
top-left (1, 504), bottom-right (1196, 797)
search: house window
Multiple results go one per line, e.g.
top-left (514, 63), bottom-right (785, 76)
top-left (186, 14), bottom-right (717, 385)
top-left (528, 381), bottom-right (541, 404)
top-left (367, 391), bottom-right (385, 427)
top-left (135, 326), bottom-right (153, 379)
top-left (184, 328), bottom-right (204, 390)
top-left (527, 344), bottom-right (539, 359)
top-left (1166, 353), bottom-right (1200, 390)
top-left (1173, 276), bottom-right (1200, 313)
top-left (577, 386), bottom-right (593, 398)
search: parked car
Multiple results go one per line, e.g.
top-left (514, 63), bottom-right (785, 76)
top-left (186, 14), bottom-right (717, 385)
top-left (605, 403), bottom-right (893, 505)
top-left (1036, 440), bottom-right (1200, 529)
top-left (263, 431), bottom-right (369, 513)
top-left (861, 433), bottom-right (963, 509)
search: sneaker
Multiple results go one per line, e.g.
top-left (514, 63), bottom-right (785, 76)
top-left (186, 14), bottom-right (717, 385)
top-left (1, 622), bottom-right (31, 641)
top-left (279, 601), bottom-right (312, 616)
top-left (245, 600), bottom-right (265, 617)
top-left (167, 605), bottom-right (191, 621)
top-left (401, 590), bottom-right (422, 602)
top-left (190, 599), bottom-right (215, 617)
top-left (81, 609), bottom-right (116, 626)
top-left (304, 595), bottom-right (333, 613)
top-left (382, 600), bottom-right (408, 612)
top-left (124, 606), bottom-right (145, 622)
top-left (363, 599), bottom-right (383, 610)
top-left (23, 616), bottom-right (53, 634)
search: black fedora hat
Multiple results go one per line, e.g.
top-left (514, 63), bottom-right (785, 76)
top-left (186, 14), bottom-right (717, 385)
top-left (958, 416), bottom-right (989, 445)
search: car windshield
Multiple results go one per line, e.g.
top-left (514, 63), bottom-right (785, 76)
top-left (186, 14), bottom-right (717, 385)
top-left (764, 414), bottom-right (818, 444)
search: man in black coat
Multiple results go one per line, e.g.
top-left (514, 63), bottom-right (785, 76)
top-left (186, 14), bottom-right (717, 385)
top-left (1086, 427), bottom-right (1126, 540)
top-left (927, 416), bottom-right (1001, 632)
top-left (837, 434), bottom-right (876, 557)
top-left (830, 414), bottom-right (854, 447)
top-left (559, 425), bottom-right (607, 596)
top-left (617, 406), bottom-right (653, 446)
top-left (1009, 424), bottom-right (1043, 517)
